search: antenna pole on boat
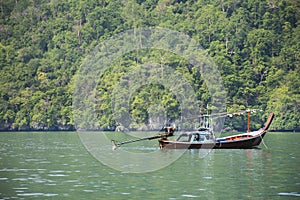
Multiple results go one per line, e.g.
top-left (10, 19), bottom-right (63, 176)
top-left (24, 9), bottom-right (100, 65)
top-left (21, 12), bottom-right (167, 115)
top-left (206, 104), bottom-right (209, 128)
top-left (247, 110), bottom-right (251, 133)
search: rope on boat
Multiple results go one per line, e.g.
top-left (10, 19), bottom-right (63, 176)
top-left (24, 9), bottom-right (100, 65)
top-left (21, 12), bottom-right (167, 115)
top-left (260, 134), bottom-right (268, 149)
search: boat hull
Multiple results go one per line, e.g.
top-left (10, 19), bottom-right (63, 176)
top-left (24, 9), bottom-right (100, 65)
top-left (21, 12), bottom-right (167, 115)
top-left (159, 112), bottom-right (274, 149)
top-left (159, 131), bottom-right (266, 149)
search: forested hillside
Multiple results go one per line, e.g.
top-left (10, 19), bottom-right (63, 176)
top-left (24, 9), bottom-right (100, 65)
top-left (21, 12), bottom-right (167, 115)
top-left (0, 0), bottom-right (299, 131)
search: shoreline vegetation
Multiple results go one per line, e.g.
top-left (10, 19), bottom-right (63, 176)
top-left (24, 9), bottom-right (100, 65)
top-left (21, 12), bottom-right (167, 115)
top-left (1, 0), bottom-right (299, 132)
top-left (0, 128), bottom-right (299, 133)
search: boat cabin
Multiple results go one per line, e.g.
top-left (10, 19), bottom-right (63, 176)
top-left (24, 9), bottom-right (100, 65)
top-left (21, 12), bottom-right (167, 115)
top-left (176, 128), bottom-right (215, 143)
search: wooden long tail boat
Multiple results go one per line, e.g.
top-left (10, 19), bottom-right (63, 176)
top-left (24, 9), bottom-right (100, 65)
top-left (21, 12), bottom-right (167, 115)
top-left (158, 112), bottom-right (274, 149)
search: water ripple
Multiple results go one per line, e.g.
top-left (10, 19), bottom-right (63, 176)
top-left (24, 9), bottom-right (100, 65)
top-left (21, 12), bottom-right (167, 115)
top-left (17, 193), bottom-right (58, 197)
top-left (181, 194), bottom-right (199, 198)
top-left (48, 174), bottom-right (69, 177)
top-left (278, 192), bottom-right (300, 197)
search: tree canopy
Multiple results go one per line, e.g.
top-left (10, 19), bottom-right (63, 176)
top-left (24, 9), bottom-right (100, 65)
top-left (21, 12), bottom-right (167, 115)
top-left (0, 0), bottom-right (299, 131)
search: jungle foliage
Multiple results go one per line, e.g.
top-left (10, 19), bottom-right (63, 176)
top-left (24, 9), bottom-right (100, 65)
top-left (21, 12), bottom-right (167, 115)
top-left (0, 0), bottom-right (299, 131)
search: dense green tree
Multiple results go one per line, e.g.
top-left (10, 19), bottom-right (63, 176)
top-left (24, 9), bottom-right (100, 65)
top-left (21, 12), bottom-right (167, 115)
top-left (0, 0), bottom-right (299, 131)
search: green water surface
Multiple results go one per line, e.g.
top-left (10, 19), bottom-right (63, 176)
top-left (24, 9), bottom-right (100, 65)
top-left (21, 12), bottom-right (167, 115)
top-left (0, 132), bottom-right (299, 199)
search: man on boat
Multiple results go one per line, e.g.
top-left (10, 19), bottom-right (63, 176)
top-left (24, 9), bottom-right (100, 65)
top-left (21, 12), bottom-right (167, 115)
top-left (194, 133), bottom-right (200, 142)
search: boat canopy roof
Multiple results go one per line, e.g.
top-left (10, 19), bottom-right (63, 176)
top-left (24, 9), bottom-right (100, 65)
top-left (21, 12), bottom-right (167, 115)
top-left (177, 128), bottom-right (213, 136)
top-left (198, 127), bottom-right (211, 131)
